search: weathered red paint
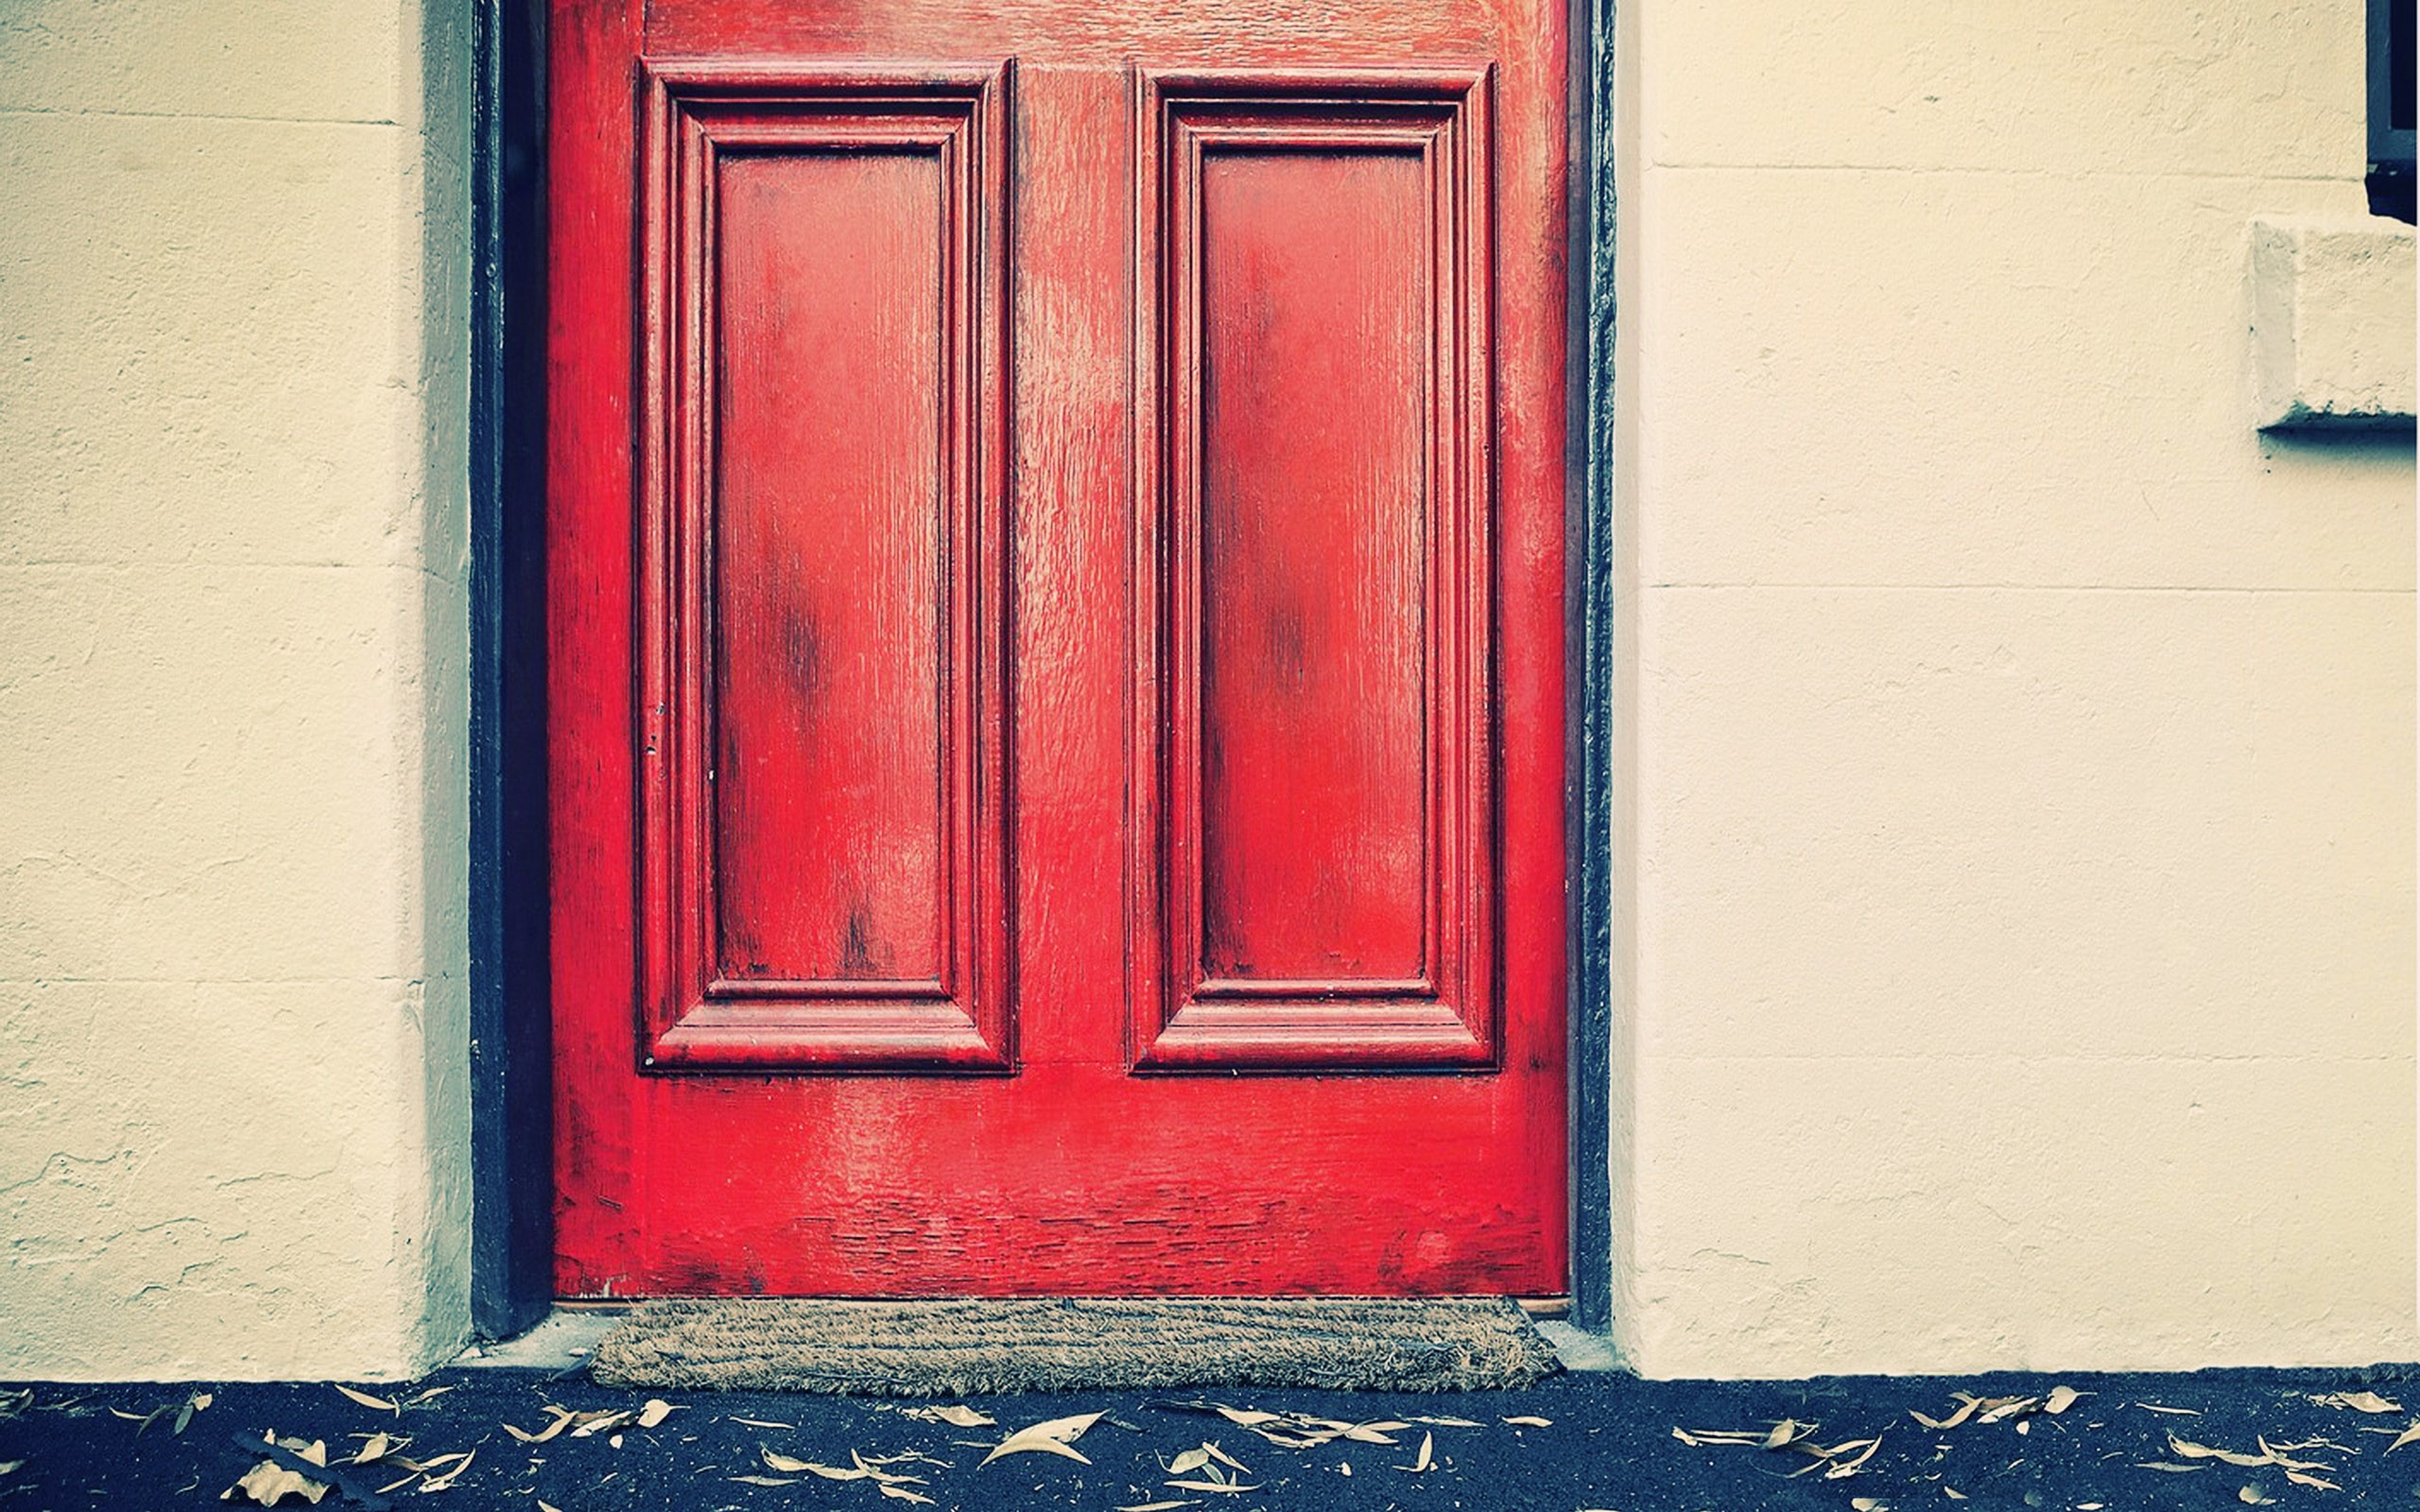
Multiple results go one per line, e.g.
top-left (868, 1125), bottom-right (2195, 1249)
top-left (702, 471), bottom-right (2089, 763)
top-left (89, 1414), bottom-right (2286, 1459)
top-left (550, 0), bottom-right (1569, 1296)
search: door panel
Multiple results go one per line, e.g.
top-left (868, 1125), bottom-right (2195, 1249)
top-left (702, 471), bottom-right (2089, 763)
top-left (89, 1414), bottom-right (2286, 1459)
top-left (551, 0), bottom-right (1567, 1296)
top-left (634, 65), bottom-right (1012, 1072)
top-left (1134, 71), bottom-right (1496, 1071)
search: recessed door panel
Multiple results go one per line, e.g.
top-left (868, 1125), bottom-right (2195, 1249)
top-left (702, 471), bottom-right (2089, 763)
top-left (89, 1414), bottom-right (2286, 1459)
top-left (634, 66), bottom-right (1011, 1071)
top-left (1135, 72), bottom-right (1495, 1070)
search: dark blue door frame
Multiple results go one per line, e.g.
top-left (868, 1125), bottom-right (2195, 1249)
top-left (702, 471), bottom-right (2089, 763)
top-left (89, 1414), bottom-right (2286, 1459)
top-left (463, 0), bottom-right (1622, 1337)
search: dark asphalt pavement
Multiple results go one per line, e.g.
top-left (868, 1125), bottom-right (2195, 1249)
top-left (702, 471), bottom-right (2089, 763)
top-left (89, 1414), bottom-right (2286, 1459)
top-left (5, 1361), bottom-right (2418, 1510)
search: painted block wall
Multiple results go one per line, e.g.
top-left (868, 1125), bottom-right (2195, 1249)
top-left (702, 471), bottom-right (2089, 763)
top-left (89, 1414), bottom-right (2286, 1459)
top-left (0, 0), bottom-right (473, 1379)
top-left (1609, 1), bottom-right (2417, 1374)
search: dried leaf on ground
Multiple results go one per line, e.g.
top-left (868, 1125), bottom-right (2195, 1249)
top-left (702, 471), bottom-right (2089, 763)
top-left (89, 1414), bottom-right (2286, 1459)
top-left (1824, 1435), bottom-right (1884, 1480)
top-left (850, 1450), bottom-right (925, 1486)
top-left (1672, 1427), bottom-right (1771, 1447)
top-left (730, 1418), bottom-right (794, 1430)
top-left (176, 1392), bottom-right (213, 1435)
top-left (1115, 1502), bottom-right (1197, 1511)
top-left (635, 1399), bottom-right (677, 1429)
top-left (1394, 1431), bottom-right (1434, 1473)
top-left (730, 1475), bottom-right (797, 1486)
top-left (2044, 1386), bottom-right (2082, 1416)
top-left (758, 1448), bottom-right (821, 1474)
top-left (1412, 1416), bottom-right (1482, 1428)
top-left (1761, 1418), bottom-right (1807, 1450)
top-left (1503, 1416), bottom-right (1552, 1428)
top-left (877, 1486), bottom-right (935, 1504)
top-left (404, 1388), bottom-right (453, 1407)
top-left (224, 1437), bottom-right (332, 1507)
top-left (1911, 1398), bottom-right (1981, 1431)
top-left (2170, 1435), bottom-right (2277, 1468)
top-left (762, 1448), bottom-right (865, 1481)
top-left (422, 1448), bottom-right (475, 1491)
top-left (569, 1409), bottom-right (632, 1437)
top-left (2135, 1403), bottom-right (2200, 1417)
top-left (2238, 1486), bottom-right (2276, 1505)
top-left (334, 1385), bottom-right (400, 1415)
top-left (2315, 1391), bottom-right (2401, 1415)
top-left (1943, 1489), bottom-right (1965, 1501)
top-left (225, 1459), bottom-right (330, 1506)
top-left (907, 1404), bottom-right (994, 1428)
top-left (1849, 1499), bottom-right (1888, 1511)
top-left (350, 1432), bottom-right (401, 1464)
top-left (0, 1462), bottom-right (20, 1476)
top-left (980, 1412), bottom-right (1103, 1466)
top-left (2388, 1420), bottom-right (2420, 1452)
top-left (2283, 1469), bottom-right (2342, 1490)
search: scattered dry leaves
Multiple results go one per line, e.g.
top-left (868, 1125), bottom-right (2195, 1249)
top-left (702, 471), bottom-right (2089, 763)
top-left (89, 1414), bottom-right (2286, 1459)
top-left (2314, 1391), bottom-right (2401, 1415)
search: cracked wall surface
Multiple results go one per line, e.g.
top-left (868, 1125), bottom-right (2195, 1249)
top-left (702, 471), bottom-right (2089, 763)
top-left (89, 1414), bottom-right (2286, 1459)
top-left (0, 0), bottom-right (472, 1380)
top-left (1608, 0), bottom-right (2416, 1374)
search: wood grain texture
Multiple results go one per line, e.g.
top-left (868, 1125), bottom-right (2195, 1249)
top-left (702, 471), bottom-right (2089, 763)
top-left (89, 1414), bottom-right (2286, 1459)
top-left (1132, 70), bottom-right (1497, 1070)
top-left (634, 63), bottom-right (1012, 1070)
top-left (551, 0), bottom-right (1569, 1296)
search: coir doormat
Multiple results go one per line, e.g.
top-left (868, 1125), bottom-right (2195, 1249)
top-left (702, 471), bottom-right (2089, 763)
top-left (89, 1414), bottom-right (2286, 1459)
top-left (587, 1297), bottom-right (1562, 1395)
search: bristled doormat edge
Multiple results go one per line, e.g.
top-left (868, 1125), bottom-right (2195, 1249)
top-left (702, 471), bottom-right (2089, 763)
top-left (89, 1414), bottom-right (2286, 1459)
top-left (587, 1297), bottom-right (1564, 1395)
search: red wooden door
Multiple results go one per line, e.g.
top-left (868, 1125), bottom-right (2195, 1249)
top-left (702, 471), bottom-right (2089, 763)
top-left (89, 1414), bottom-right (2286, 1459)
top-left (549, 0), bottom-right (1567, 1296)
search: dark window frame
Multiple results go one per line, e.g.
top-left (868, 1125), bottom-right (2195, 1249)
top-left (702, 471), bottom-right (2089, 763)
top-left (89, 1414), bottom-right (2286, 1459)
top-left (2371, 0), bottom-right (2414, 222)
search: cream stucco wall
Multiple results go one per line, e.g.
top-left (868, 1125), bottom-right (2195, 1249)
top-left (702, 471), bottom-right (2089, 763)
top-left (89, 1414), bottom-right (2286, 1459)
top-left (0, 0), bottom-right (473, 1379)
top-left (0, 0), bottom-right (2408, 1385)
top-left (1609, 1), bottom-right (2417, 1374)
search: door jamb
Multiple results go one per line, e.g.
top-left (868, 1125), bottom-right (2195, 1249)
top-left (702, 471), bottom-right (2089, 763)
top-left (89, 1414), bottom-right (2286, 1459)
top-left (463, 0), bottom-right (1619, 1335)
top-left (468, 0), bottom-right (556, 1339)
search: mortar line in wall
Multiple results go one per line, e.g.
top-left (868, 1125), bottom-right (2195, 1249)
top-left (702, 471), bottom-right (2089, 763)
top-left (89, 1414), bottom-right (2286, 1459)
top-left (0, 561), bottom-right (451, 572)
top-left (0, 104), bottom-right (400, 129)
top-left (0, 976), bottom-right (430, 986)
top-left (1643, 1052), bottom-right (2412, 1064)
top-left (1649, 161), bottom-right (2352, 183)
top-left (1648, 582), bottom-right (2414, 594)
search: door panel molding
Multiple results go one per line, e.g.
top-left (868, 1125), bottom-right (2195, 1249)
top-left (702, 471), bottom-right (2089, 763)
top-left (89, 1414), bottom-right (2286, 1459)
top-left (1130, 67), bottom-right (1499, 1072)
top-left (634, 60), bottom-right (1016, 1072)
